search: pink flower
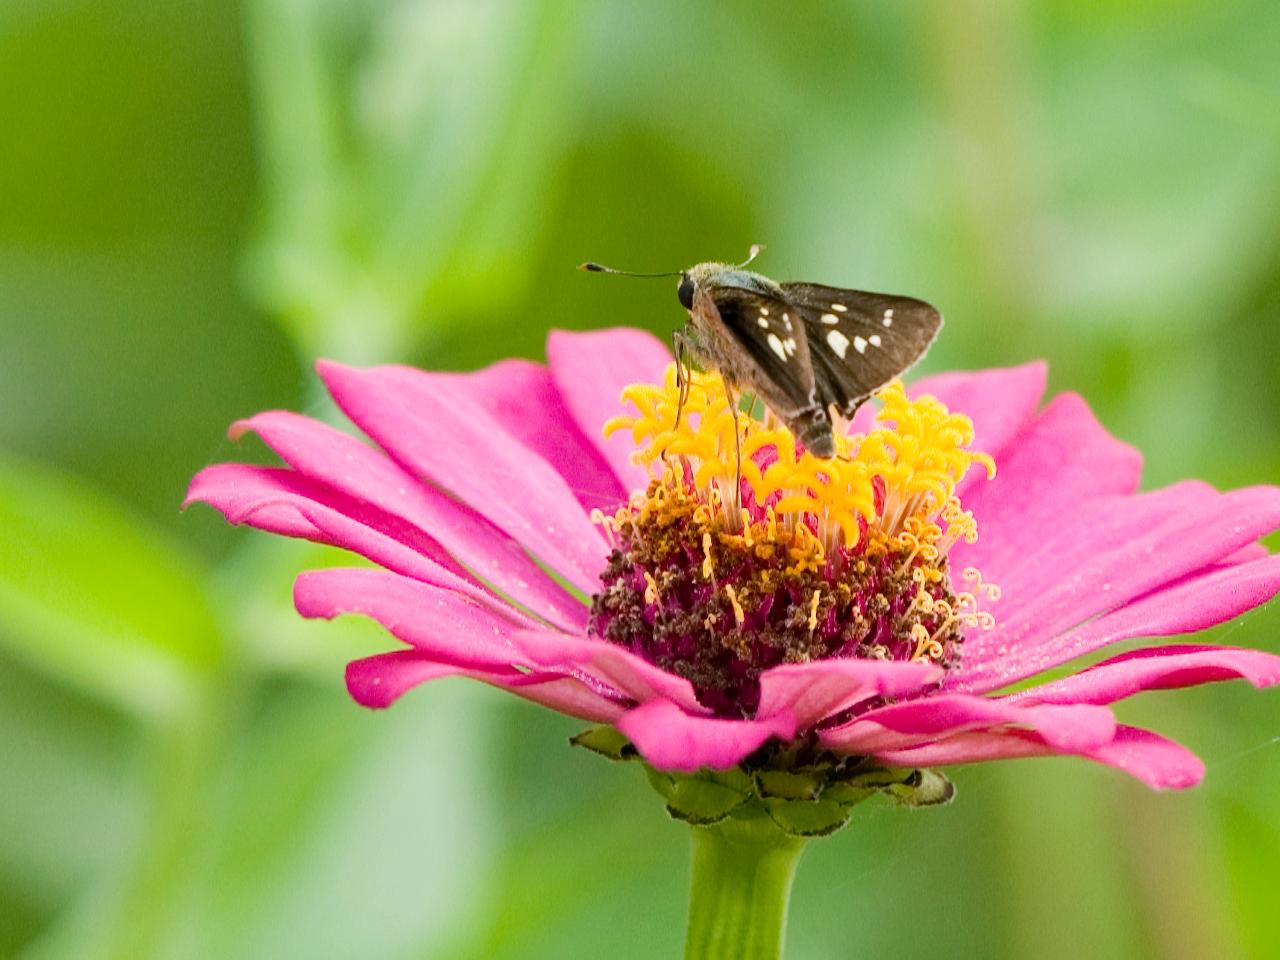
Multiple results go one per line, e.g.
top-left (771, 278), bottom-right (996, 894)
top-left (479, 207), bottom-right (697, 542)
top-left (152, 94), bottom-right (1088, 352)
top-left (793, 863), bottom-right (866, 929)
top-left (186, 328), bottom-right (1280, 790)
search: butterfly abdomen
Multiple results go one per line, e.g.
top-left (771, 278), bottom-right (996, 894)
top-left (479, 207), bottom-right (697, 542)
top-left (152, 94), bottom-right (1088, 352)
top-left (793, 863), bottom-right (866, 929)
top-left (791, 407), bottom-right (836, 459)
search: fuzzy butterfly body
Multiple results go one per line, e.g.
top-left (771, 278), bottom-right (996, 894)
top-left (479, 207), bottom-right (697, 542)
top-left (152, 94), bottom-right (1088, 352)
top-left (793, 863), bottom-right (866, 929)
top-left (673, 261), bottom-right (943, 458)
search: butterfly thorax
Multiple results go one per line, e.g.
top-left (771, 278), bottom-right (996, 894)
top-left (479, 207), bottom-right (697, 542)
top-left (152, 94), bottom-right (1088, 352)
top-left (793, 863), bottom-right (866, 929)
top-left (684, 263), bottom-right (783, 297)
top-left (679, 263), bottom-right (816, 418)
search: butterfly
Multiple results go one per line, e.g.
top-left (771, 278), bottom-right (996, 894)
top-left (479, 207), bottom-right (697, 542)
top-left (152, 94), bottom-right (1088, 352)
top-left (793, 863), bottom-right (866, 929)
top-left (581, 246), bottom-right (942, 458)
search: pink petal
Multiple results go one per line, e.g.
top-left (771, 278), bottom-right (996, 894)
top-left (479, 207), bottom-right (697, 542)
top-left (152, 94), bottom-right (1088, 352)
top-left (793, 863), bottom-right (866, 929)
top-left (317, 360), bottom-right (607, 596)
top-left (546, 328), bottom-right (672, 493)
top-left (818, 694), bottom-right (1116, 754)
top-left (1005, 643), bottom-right (1280, 706)
top-left (616, 698), bottom-right (796, 772)
top-left (1219, 543), bottom-right (1270, 566)
top-left (964, 481), bottom-right (1216, 608)
top-left (226, 412), bottom-right (587, 631)
top-left (294, 567), bottom-right (530, 670)
top-left (346, 650), bottom-right (625, 722)
top-left (1087, 726), bottom-right (1205, 789)
top-left (971, 556), bottom-right (1280, 692)
top-left (510, 629), bottom-right (706, 714)
top-left (423, 360), bottom-right (627, 512)
top-left (951, 392), bottom-right (1143, 579)
top-left (954, 491), bottom-right (1280, 692)
top-left (188, 465), bottom-right (498, 609)
top-left (187, 466), bottom-right (324, 540)
top-left (754, 658), bottom-right (943, 730)
top-left (875, 725), bottom-right (1205, 790)
top-left (906, 362), bottom-right (1048, 496)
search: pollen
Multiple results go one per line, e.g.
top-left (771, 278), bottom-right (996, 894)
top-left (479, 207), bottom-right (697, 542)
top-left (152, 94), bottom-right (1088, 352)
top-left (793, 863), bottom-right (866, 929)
top-left (591, 365), bottom-right (998, 717)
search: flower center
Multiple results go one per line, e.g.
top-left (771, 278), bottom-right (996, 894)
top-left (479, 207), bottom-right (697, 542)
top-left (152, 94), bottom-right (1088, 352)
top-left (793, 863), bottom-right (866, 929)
top-left (588, 366), bottom-right (999, 718)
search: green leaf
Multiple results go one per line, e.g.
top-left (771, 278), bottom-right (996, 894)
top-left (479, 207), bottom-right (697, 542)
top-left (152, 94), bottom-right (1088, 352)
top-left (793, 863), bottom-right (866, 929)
top-left (0, 456), bottom-right (223, 718)
top-left (185, 685), bottom-right (500, 960)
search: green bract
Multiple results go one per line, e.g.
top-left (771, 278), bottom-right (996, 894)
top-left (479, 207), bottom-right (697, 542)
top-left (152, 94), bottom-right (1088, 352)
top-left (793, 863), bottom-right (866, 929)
top-left (573, 726), bottom-right (954, 839)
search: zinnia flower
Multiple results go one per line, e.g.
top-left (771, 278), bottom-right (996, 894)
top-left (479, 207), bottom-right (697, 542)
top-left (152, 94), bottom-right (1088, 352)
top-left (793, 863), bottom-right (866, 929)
top-left (187, 328), bottom-right (1280, 802)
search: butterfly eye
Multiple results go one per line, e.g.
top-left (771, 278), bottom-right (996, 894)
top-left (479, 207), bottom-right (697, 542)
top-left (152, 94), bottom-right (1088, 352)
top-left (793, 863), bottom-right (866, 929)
top-left (677, 275), bottom-right (695, 311)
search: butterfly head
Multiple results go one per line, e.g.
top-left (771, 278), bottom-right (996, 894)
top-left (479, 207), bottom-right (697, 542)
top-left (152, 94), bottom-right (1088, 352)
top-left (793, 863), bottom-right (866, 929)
top-left (677, 256), bottom-right (779, 316)
top-left (675, 262), bottom-right (734, 313)
top-left (676, 272), bottom-right (695, 311)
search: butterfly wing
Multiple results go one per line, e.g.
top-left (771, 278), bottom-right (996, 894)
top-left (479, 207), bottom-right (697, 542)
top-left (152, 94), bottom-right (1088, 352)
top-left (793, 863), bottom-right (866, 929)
top-left (693, 284), bottom-right (817, 416)
top-left (781, 282), bottom-right (942, 418)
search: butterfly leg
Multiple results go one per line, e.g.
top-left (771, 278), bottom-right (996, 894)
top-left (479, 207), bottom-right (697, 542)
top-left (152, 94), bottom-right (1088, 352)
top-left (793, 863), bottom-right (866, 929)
top-left (662, 330), bottom-right (692, 471)
top-left (720, 375), bottom-right (743, 516)
top-left (671, 329), bottom-right (693, 436)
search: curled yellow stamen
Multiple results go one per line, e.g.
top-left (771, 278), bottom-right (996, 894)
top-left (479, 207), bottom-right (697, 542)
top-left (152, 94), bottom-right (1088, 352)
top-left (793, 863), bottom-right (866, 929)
top-left (643, 570), bottom-right (660, 605)
top-left (910, 623), bottom-right (944, 663)
top-left (963, 566), bottom-right (1002, 602)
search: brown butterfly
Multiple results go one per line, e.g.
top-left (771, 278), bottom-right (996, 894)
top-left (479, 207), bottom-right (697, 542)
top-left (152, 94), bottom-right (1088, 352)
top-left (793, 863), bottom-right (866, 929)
top-left (581, 246), bottom-right (942, 458)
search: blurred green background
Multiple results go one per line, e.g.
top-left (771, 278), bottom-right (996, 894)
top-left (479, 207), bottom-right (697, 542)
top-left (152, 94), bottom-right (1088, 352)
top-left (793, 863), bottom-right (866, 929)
top-left (3, 1), bottom-right (1280, 957)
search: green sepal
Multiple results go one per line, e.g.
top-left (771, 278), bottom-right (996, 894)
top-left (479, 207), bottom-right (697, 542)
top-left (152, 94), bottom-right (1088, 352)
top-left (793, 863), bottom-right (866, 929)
top-left (756, 769), bottom-right (823, 800)
top-left (573, 724), bottom-right (954, 831)
top-left (820, 782), bottom-right (876, 807)
top-left (569, 725), bottom-right (636, 762)
top-left (889, 768), bottom-right (955, 807)
top-left (644, 765), bottom-right (679, 801)
top-left (762, 797), bottom-right (851, 837)
top-left (664, 776), bottom-right (752, 825)
top-left (834, 765), bottom-right (919, 789)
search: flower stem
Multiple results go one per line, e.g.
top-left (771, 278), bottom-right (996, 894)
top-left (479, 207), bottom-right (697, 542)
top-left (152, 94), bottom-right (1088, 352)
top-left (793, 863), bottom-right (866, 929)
top-left (684, 814), bottom-right (807, 960)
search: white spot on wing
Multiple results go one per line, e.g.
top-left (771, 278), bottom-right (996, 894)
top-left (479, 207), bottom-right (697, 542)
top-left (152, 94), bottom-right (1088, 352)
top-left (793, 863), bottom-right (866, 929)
top-left (826, 330), bottom-right (850, 358)
top-left (831, 303), bottom-right (847, 312)
top-left (783, 337), bottom-right (797, 356)
top-left (768, 333), bottom-right (787, 361)
top-left (783, 313), bottom-right (792, 331)
top-left (853, 336), bottom-right (868, 354)
top-left (760, 307), bottom-right (770, 316)
top-left (758, 317), bottom-right (769, 328)
top-left (820, 313), bottom-right (839, 325)
top-left (883, 308), bottom-right (894, 327)
top-left (869, 334), bottom-right (881, 347)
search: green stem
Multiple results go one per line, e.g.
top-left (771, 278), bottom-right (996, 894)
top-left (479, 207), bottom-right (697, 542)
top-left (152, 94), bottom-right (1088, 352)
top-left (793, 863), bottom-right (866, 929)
top-left (684, 815), bottom-right (806, 960)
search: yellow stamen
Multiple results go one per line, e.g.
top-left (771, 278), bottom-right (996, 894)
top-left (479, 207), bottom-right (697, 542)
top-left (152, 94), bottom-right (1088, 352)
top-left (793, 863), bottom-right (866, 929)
top-left (911, 623), bottom-right (946, 663)
top-left (724, 584), bottom-right (746, 625)
top-left (606, 365), bottom-right (995, 553)
top-left (592, 363), bottom-right (1004, 675)
top-left (643, 570), bottom-right (660, 605)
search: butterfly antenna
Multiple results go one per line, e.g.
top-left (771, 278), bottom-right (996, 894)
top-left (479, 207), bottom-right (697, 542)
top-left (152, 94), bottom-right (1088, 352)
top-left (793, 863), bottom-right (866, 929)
top-left (578, 261), bottom-right (681, 278)
top-left (736, 244), bottom-right (764, 268)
